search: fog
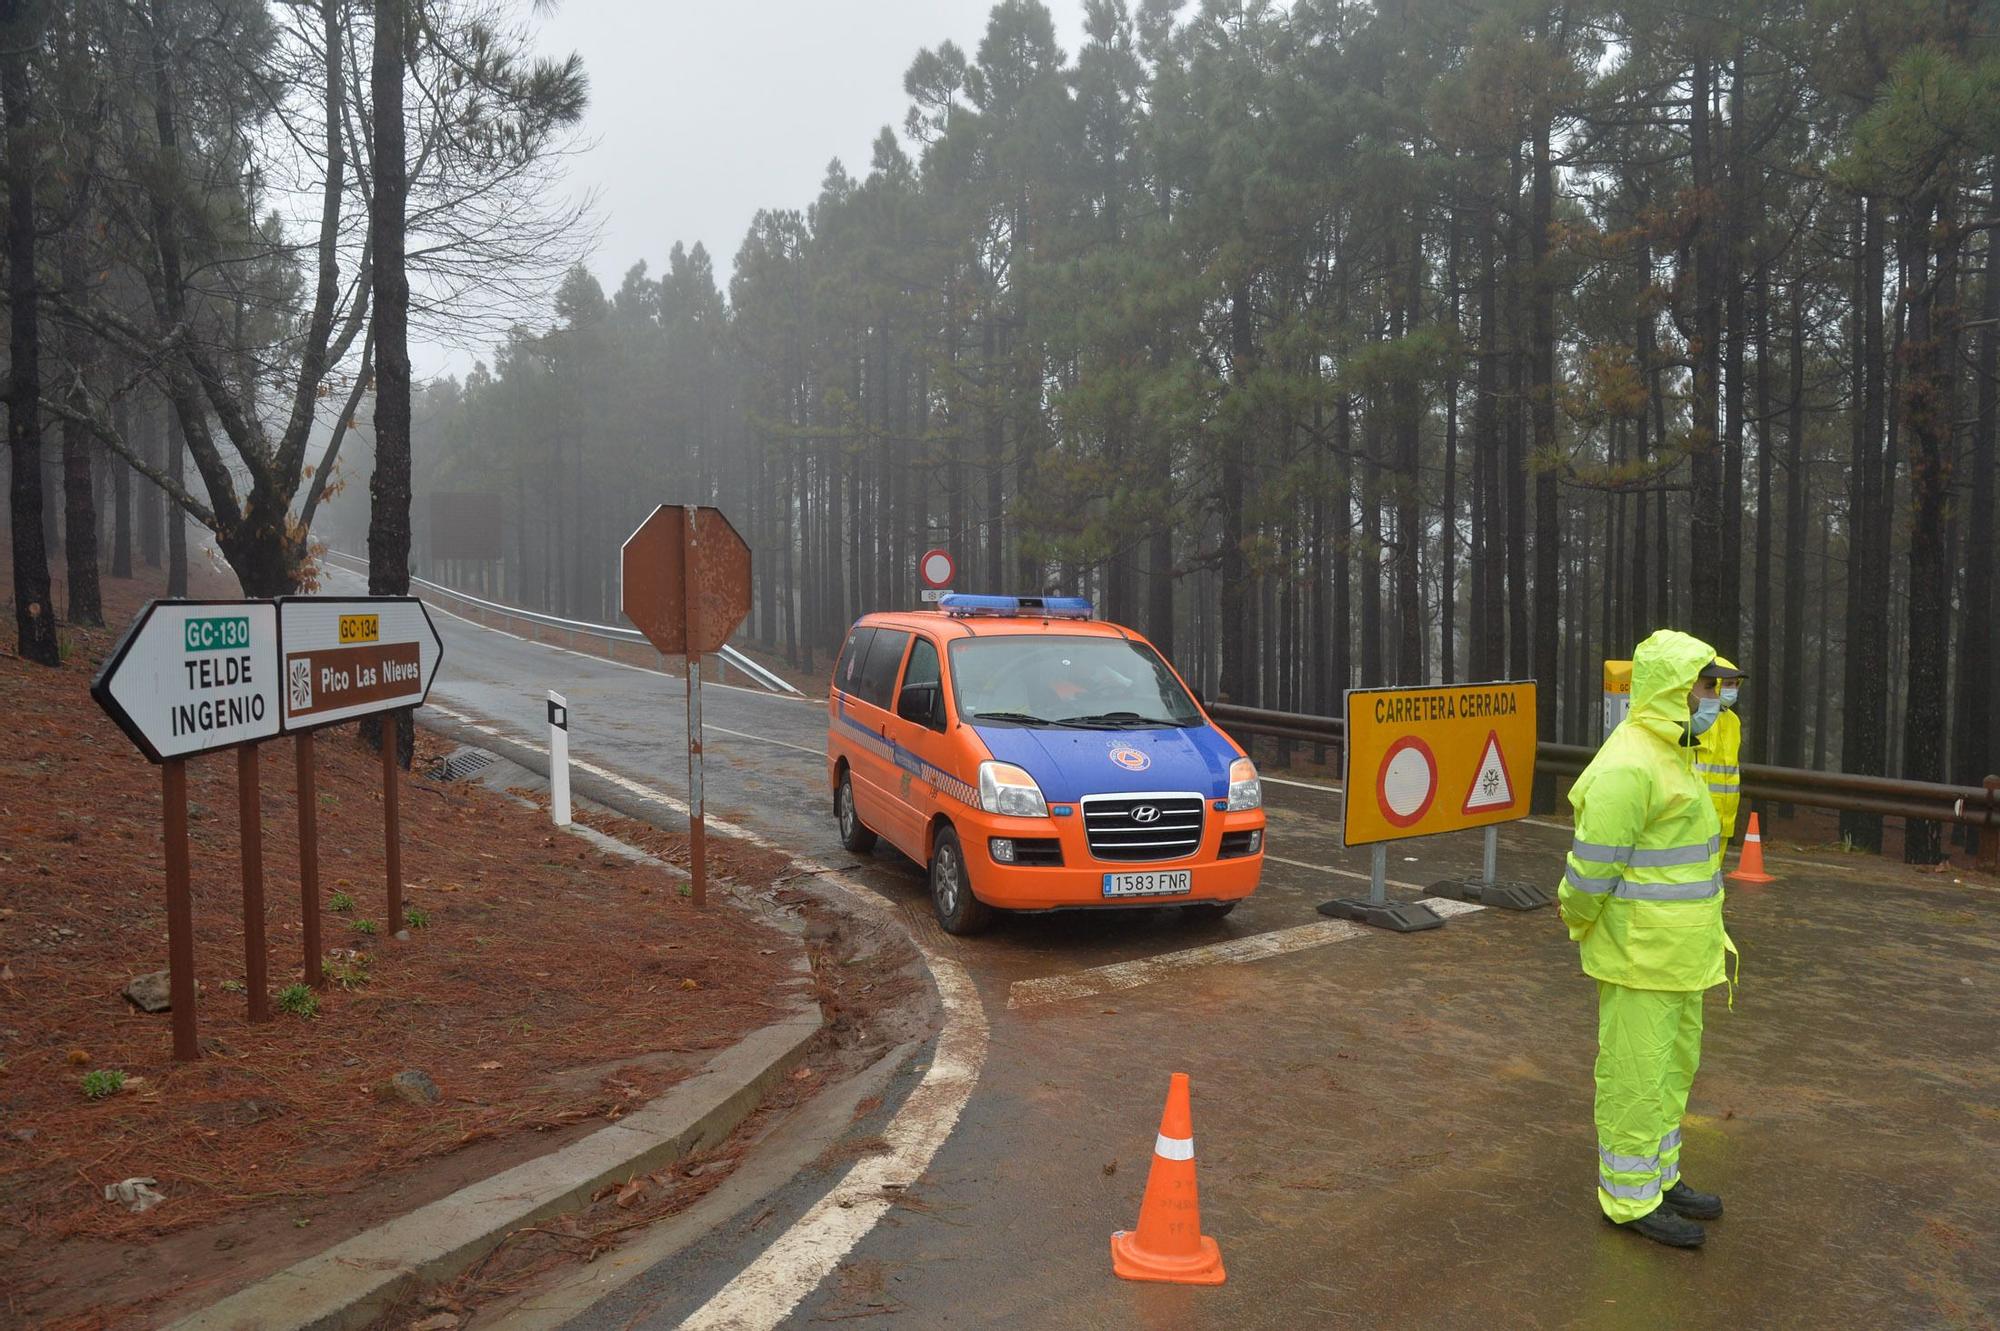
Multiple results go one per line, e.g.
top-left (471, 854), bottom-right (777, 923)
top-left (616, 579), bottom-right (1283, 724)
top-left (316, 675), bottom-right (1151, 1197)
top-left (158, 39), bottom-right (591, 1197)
top-left (414, 0), bottom-right (1092, 379)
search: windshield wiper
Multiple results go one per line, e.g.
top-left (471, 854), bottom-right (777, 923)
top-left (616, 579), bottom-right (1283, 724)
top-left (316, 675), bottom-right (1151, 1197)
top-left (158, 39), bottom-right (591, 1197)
top-left (970, 710), bottom-right (1050, 725)
top-left (1063, 711), bottom-right (1196, 728)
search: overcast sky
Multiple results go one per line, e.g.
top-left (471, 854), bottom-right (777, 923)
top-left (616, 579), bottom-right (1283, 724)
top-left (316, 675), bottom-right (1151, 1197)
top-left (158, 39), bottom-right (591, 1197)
top-left (415, 0), bottom-right (1090, 379)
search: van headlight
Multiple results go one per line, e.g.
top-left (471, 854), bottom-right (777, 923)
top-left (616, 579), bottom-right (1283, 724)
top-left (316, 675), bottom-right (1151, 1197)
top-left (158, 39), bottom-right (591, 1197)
top-left (978, 761), bottom-right (1049, 819)
top-left (1226, 757), bottom-right (1261, 811)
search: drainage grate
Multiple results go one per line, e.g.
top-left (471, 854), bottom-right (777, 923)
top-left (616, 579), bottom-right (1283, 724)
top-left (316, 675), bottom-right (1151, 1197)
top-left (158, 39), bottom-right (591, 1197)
top-left (429, 746), bottom-right (498, 783)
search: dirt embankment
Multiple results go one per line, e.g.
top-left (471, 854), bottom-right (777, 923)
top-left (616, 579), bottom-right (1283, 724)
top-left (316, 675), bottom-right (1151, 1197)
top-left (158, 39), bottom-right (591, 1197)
top-left (1, 564), bottom-right (797, 1328)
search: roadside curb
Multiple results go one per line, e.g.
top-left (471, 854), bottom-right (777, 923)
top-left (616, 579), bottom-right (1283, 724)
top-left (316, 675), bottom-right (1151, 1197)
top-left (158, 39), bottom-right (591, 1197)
top-left (167, 881), bottom-right (822, 1331)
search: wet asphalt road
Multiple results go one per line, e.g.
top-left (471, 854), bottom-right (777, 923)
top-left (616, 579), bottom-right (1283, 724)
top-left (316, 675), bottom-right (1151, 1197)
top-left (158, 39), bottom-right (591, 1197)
top-left (370, 575), bottom-right (2000, 1330)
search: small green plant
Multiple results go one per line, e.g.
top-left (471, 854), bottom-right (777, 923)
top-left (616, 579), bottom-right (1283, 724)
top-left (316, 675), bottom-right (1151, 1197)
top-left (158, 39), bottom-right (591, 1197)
top-left (277, 983), bottom-right (320, 1018)
top-left (677, 883), bottom-right (692, 899)
top-left (350, 917), bottom-right (379, 935)
top-left (220, 978), bottom-right (246, 994)
top-left (329, 891), bottom-right (356, 913)
top-left (324, 954), bottom-right (371, 990)
top-left (81, 1069), bottom-right (126, 1100)
top-left (403, 905), bottom-right (430, 930)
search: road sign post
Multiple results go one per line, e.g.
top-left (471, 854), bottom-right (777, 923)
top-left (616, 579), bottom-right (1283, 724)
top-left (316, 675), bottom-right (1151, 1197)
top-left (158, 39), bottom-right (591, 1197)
top-left (237, 743), bottom-right (270, 1022)
top-left (94, 596), bottom-right (443, 1055)
top-left (93, 601), bottom-right (284, 1057)
top-left (277, 597), bottom-right (443, 938)
top-left (296, 731), bottom-right (324, 988)
top-left (621, 505), bottom-right (752, 910)
top-left (1319, 680), bottom-right (1544, 932)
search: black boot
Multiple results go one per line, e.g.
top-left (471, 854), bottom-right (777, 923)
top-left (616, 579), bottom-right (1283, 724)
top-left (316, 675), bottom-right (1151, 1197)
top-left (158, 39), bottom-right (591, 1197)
top-left (1606, 1204), bottom-right (1706, 1248)
top-left (1661, 1180), bottom-right (1723, 1220)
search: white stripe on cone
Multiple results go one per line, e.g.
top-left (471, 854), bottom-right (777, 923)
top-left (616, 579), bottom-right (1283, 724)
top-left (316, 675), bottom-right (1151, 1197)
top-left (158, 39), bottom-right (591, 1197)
top-left (1155, 1133), bottom-right (1194, 1162)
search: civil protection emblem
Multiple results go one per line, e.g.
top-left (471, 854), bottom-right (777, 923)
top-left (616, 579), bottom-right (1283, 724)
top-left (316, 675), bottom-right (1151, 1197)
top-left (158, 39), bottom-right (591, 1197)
top-left (1108, 744), bottom-right (1151, 772)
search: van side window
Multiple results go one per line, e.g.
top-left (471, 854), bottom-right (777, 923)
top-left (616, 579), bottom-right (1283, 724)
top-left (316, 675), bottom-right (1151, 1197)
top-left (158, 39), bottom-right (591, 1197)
top-left (834, 626), bottom-right (876, 697)
top-left (901, 637), bottom-right (945, 730)
top-left (855, 629), bottom-right (910, 711)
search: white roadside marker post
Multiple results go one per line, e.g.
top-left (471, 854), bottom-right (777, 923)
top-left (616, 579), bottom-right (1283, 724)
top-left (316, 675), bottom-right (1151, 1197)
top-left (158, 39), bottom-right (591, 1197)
top-left (548, 691), bottom-right (571, 826)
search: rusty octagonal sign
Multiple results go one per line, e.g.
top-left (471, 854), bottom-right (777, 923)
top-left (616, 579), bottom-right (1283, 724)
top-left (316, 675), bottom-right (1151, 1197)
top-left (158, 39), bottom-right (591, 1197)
top-left (620, 505), bottom-right (751, 655)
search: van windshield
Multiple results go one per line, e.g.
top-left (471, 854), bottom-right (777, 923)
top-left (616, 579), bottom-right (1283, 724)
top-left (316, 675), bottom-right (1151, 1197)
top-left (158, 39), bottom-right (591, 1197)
top-left (948, 636), bottom-right (1202, 729)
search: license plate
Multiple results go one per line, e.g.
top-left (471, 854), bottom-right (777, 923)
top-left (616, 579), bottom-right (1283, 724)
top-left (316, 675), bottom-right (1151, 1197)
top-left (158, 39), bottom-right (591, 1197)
top-left (1102, 870), bottom-right (1193, 898)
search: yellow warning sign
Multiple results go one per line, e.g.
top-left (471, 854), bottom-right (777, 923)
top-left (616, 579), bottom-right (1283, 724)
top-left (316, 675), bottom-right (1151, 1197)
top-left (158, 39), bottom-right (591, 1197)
top-left (1342, 680), bottom-right (1538, 847)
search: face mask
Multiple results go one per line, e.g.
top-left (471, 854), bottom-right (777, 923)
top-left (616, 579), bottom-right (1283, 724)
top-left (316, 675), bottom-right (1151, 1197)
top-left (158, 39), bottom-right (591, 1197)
top-left (1689, 696), bottom-right (1722, 736)
top-left (1719, 686), bottom-right (1740, 709)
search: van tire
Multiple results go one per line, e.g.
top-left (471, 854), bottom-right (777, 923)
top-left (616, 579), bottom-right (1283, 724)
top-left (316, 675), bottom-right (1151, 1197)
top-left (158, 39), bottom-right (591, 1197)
top-left (836, 771), bottom-right (877, 854)
top-left (928, 826), bottom-right (993, 936)
top-left (1180, 901), bottom-right (1239, 923)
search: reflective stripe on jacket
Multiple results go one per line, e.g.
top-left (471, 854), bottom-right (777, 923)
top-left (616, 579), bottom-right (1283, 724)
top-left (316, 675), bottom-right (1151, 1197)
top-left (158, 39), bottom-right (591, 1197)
top-left (1693, 706), bottom-right (1742, 839)
top-left (1557, 628), bottom-right (1728, 992)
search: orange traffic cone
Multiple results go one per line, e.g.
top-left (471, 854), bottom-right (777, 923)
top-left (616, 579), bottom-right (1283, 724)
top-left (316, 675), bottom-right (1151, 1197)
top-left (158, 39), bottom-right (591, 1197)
top-left (1111, 1072), bottom-right (1225, 1286)
top-left (1728, 813), bottom-right (1776, 883)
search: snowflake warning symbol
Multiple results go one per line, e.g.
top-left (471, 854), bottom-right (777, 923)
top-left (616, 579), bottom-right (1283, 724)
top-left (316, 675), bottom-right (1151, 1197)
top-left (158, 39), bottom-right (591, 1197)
top-left (1461, 729), bottom-right (1516, 814)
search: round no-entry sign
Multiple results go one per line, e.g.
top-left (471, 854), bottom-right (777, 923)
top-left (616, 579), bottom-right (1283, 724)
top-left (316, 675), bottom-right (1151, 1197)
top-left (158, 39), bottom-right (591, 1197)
top-left (1375, 735), bottom-right (1437, 828)
top-left (919, 548), bottom-right (955, 590)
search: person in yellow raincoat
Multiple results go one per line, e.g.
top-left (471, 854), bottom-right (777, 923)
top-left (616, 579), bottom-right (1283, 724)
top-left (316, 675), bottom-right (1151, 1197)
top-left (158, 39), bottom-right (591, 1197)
top-left (1693, 657), bottom-right (1747, 839)
top-left (1558, 628), bottom-right (1736, 1249)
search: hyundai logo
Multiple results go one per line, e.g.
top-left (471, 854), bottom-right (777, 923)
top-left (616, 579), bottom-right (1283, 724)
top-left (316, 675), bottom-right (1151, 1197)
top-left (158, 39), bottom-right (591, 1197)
top-left (1131, 805), bottom-right (1161, 824)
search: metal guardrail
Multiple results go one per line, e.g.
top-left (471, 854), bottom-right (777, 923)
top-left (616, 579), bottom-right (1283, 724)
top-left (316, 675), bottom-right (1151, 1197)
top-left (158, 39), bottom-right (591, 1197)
top-left (320, 550), bottom-right (805, 698)
top-left (1203, 701), bottom-right (2000, 843)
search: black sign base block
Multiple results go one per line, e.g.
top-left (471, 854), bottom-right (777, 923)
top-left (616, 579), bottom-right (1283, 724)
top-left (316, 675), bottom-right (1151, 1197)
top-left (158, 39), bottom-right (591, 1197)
top-left (1428, 876), bottom-right (1554, 911)
top-left (1318, 897), bottom-right (1446, 932)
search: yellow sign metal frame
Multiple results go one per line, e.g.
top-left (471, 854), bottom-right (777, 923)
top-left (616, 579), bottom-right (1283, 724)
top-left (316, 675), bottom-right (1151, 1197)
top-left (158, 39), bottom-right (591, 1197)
top-left (1341, 680), bottom-right (1538, 847)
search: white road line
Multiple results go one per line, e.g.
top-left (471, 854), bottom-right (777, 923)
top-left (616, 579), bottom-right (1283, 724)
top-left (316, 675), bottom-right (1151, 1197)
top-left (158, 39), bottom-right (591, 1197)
top-left (1263, 774), bottom-right (1343, 793)
top-left (707, 724), bottom-right (826, 758)
top-left (422, 699), bottom-right (987, 1331)
top-left (1006, 897), bottom-right (1485, 1010)
top-left (1264, 853), bottom-right (1439, 894)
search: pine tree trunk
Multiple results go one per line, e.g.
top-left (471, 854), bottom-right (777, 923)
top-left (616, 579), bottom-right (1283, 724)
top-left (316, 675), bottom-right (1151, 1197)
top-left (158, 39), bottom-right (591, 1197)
top-left (166, 411), bottom-right (187, 598)
top-left (1441, 216), bottom-right (1459, 684)
top-left (1529, 116), bottom-right (1560, 810)
top-left (1687, 54), bottom-right (1726, 645)
top-left (1841, 195), bottom-right (1887, 848)
top-left (1778, 271), bottom-right (1809, 772)
top-left (139, 396), bottom-right (163, 568)
top-left (1218, 284), bottom-right (1253, 702)
top-left (59, 238), bottom-right (102, 626)
top-left (2, 0), bottom-right (58, 666)
top-left (365, 0), bottom-right (413, 764)
top-left (1897, 200), bottom-right (1953, 864)
top-left (1750, 264), bottom-right (1774, 760)
top-left (1952, 169), bottom-right (1996, 796)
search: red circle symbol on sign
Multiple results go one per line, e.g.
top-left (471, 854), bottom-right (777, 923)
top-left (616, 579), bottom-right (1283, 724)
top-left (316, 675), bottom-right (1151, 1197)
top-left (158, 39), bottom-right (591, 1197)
top-left (920, 549), bottom-right (956, 589)
top-left (1375, 735), bottom-right (1437, 828)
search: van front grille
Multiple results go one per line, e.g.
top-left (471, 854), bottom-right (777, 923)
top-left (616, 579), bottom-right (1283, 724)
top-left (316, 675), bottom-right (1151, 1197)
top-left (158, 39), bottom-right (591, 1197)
top-left (1082, 793), bottom-right (1204, 863)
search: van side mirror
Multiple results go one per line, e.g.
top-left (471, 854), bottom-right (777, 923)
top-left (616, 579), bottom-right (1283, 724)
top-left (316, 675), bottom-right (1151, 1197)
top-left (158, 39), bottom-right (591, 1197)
top-left (897, 682), bottom-right (940, 727)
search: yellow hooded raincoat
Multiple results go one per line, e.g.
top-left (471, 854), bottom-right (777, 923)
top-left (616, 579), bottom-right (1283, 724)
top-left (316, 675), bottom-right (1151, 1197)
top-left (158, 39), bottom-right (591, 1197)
top-left (1558, 628), bottom-right (1734, 1222)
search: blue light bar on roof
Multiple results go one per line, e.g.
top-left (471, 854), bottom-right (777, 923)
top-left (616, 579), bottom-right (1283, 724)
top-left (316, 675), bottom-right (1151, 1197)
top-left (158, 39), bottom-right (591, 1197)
top-left (938, 593), bottom-right (1093, 619)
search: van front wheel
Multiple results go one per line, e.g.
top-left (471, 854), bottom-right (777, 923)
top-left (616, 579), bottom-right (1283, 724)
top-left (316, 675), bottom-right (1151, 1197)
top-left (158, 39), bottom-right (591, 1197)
top-left (928, 826), bottom-right (993, 936)
top-left (836, 772), bottom-right (877, 854)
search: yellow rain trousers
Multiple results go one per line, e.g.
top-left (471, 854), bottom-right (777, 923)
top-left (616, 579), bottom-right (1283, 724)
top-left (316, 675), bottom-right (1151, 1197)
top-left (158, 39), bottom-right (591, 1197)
top-left (1594, 983), bottom-right (1702, 1220)
top-left (1558, 628), bottom-right (1733, 1223)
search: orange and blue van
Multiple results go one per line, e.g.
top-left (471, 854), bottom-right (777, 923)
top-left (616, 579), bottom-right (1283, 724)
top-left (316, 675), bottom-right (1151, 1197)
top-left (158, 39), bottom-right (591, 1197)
top-left (826, 594), bottom-right (1266, 934)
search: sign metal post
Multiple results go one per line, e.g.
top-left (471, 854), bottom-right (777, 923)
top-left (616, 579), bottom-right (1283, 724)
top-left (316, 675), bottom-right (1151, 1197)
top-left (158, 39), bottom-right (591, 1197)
top-left (296, 731), bottom-right (324, 988)
top-left (683, 519), bottom-right (707, 908)
top-left (237, 742), bottom-right (270, 1022)
top-left (620, 505), bottom-right (752, 913)
top-left (383, 711), bottom-right (403, 933)
top-left (163, 759), bottom-right (199, 1060)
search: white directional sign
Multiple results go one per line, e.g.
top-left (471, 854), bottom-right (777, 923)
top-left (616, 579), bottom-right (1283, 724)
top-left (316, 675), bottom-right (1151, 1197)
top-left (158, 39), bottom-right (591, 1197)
top-left (92, 601), bottom-right (282, 762)
top-left (277, 597), bottom-right (443, 730)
